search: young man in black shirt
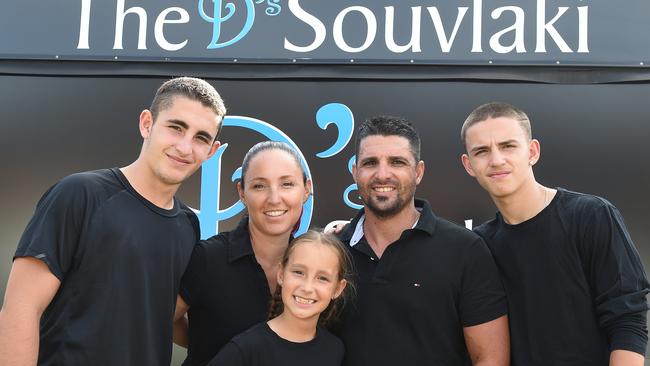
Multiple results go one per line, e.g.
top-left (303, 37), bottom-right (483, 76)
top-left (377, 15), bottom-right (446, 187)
top-left (0, 77), bottom-right (226, 365)
top-left (460, 102), bottom-right (649, 366)
top-left (337, 116), bottom-right (509, 365)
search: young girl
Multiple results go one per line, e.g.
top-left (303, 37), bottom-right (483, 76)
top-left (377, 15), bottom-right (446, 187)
top-left (207, 230), bottom-right (354, 366)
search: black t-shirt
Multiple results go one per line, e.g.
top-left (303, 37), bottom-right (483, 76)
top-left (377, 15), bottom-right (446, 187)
top-left (208, 322), bottom-right (344, 366)
top-left (14, 168), bottom-right (198, 366)
top-left (475, 188), bottom-right (650, 366)
top-left (179, 217), bottom-right (274, 366)
top-left (336, 199), bottom-right (507, 366)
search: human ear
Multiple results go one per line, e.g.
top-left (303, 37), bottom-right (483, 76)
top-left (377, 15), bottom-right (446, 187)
top-left (332, 279), bottom-right (347, 299)
top-left (207, 141), bottom-right (221, 159)
top-left (237, 181), bottom-right (245, 205)
top-left (303, 179), bottom-right (313, 203)
top-left (276, 265), bottom-right (284, 286)
top-left (139, 110), bottom-right (154, 138)
top-left (461, 154), bottom-right (476, 177)
top-left (528, 139), bottom-right (541, 166)
top-left (415, 160), bottom-right (425, 184)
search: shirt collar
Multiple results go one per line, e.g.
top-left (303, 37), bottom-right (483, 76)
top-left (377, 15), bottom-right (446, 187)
top-left (227, 216), bottom-right (255, 263)
top-left (341, 198), bottom-right (436, 246)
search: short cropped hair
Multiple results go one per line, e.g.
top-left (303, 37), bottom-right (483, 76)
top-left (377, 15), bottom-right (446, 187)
top-left (355, 115), bottom-right (421, 162)
top-left (461, 102), bottom-right (531, 144)
top-left (150, 77), bottom-right (227, 138)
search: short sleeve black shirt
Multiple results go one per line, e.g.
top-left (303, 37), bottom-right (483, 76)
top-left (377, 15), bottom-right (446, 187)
top-left (475, 188), bottom-right (650, 365)
top-left (336, 199), bottom-right (507, 366)
top-left (207, 322), bottom-right (344, 366)
top-left (179, 217), bottom-right (273, 366)
top-left (15, 168), bottom-right (198, 366)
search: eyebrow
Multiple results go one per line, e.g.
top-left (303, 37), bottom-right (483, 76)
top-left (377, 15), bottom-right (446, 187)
top-left (168, 119), bottom-right (215, 142)
top-left (359, 155), bottom-right (411, 164)
top-left (289, 263), bottom-right (334, 276)
top-left (469, 139), bottom-right (519, 153)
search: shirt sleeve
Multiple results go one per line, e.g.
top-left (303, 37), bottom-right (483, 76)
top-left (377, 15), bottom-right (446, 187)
top-left (14, 176), bottom-right (88, 281)
top-left (579, 199), bottom-right (650, 355)
top-left (459, 238), bottom-right (508, 327)
top-left (179, 242), bottom-right (208, 306)
top-left (206, 341), bottom-right (246, 366)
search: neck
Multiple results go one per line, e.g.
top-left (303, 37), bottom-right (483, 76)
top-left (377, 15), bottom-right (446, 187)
top-left (267, 312), bottom-right (317, 343)
top-left (492, 180), bottom-right (555, 225)
top-left (120, 161), bottom-right (178, 209)
top-left (248, 224), bottom-right (290, 265)
top-left (363, 201), bottom-right (420, 258)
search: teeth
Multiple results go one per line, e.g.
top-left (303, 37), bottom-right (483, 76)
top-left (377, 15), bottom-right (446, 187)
top-left (265, 210), bottom-right (286, 217)
top-left (294, 296), bottom-right (315, 305)
top-left (374, 187), bottom-right (394, 192)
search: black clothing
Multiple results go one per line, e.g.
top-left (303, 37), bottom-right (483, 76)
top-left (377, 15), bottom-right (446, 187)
top-left (475, 188), bottom-right (650, 365)
top-left (208, 322), bottom-right (344, 366)
top-left (15, 168), bottom-right (198, 366)
top-left (180, 217), bottom-right (273, 366)
top-left (337, 199), bottom-right (507, 366)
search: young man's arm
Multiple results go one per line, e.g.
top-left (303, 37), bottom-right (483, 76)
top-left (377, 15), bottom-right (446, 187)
top-left (0, 257), bottom-right (60, 366)
top-left (463, 315), bottom-right (510, 366)
top-left (610, 349), bottom-right (645, 366)
top-left (173, 295), bottom-right (190, 347)
top-left (580, 200), bottom-right (649, 360)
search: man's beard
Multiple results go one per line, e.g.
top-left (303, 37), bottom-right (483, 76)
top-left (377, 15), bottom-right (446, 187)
top-left (361, 182), bottom-right (415, 219)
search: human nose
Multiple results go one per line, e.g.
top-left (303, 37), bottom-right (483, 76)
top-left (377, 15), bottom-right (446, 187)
top-left (375, 162), bottom-right (391, 180)
top-left (267, 185), bottom-right (281, 204)
top-left (175, 136), bottom-right (192, 156)
top-left (300, 277), bottom-right (315, 293)
top-left (488, 149), bottom-right (506, 167)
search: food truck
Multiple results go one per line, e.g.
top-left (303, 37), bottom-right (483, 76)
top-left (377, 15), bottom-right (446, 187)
top-left (2, 1), bottom-right (649, 362)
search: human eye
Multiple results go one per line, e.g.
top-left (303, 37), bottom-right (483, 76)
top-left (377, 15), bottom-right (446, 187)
top-left (361, 160), bottom-right (376, 167)
top-left (317, 275), bottom-right (331, 282)
top-left (168, 125), bottom-right (182, 132)
top-left (473, 149), bottom-right (487, 157)
top-left (291, 269), bottom-right (304, 276)
top-left (251, 183), bottom-right (266, 190)
top-left (282, 181), bottom-right (296, 188)
top-left (195, 135), bottom-right (211, 144)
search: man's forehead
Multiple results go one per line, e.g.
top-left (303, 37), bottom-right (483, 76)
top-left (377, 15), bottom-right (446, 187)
top-left (465, 117), bottom-right (528, 144)
top-left (358, 135), bottom-right (412, 157)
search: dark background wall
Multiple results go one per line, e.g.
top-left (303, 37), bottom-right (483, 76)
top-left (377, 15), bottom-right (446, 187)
top-left (1, 74), bottom-right (648, 364)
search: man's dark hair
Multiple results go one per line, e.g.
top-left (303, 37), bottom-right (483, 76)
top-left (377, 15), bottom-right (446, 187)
top-left (355, 115), bottom-right (421, 161)
top-left (150, 77), bottom-right (227, 139)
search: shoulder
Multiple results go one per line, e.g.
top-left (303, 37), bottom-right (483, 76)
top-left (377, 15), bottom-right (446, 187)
top-left (554, 188), bottom-right (619, 224)
top-left (48, 169), bottom-right (119, 196)
top-left (431, 215), bottom-right (484, 247)
top-left (473, 217), bottom-right (500, 241)
top-left (317, 326), bottom-right (344, 347)
top-left (197, 231), bottom-right (231, 252)
top-left (557, 188), bottom-right (614, 211)
top-left (33, 169), bottom-right (120, 212)
top-left (230, 322), bottom-right (269, 349)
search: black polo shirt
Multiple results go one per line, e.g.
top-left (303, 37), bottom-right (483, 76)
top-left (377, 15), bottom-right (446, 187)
top-left (179, 217), bottom-right (272, 366)
top-left (336, 199), bottom-right (507, 366)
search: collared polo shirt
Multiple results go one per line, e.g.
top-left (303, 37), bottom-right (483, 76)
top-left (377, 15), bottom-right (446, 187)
top-left (179, 217), bottom-right (272, 366)
top-left (337, 199), bottom-right (507, 366)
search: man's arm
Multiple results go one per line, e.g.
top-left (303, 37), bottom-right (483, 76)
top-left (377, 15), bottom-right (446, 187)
top-left (173, 295), bottom-right (190, 348)
top-left (463, 315), bottom-right (510, 366)
top-left (610, 349), bottom-right (644, 366)
top-left (0, 257), bottom-right (60, 366)
top-left (579, 201), bottom-right (649, 358)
